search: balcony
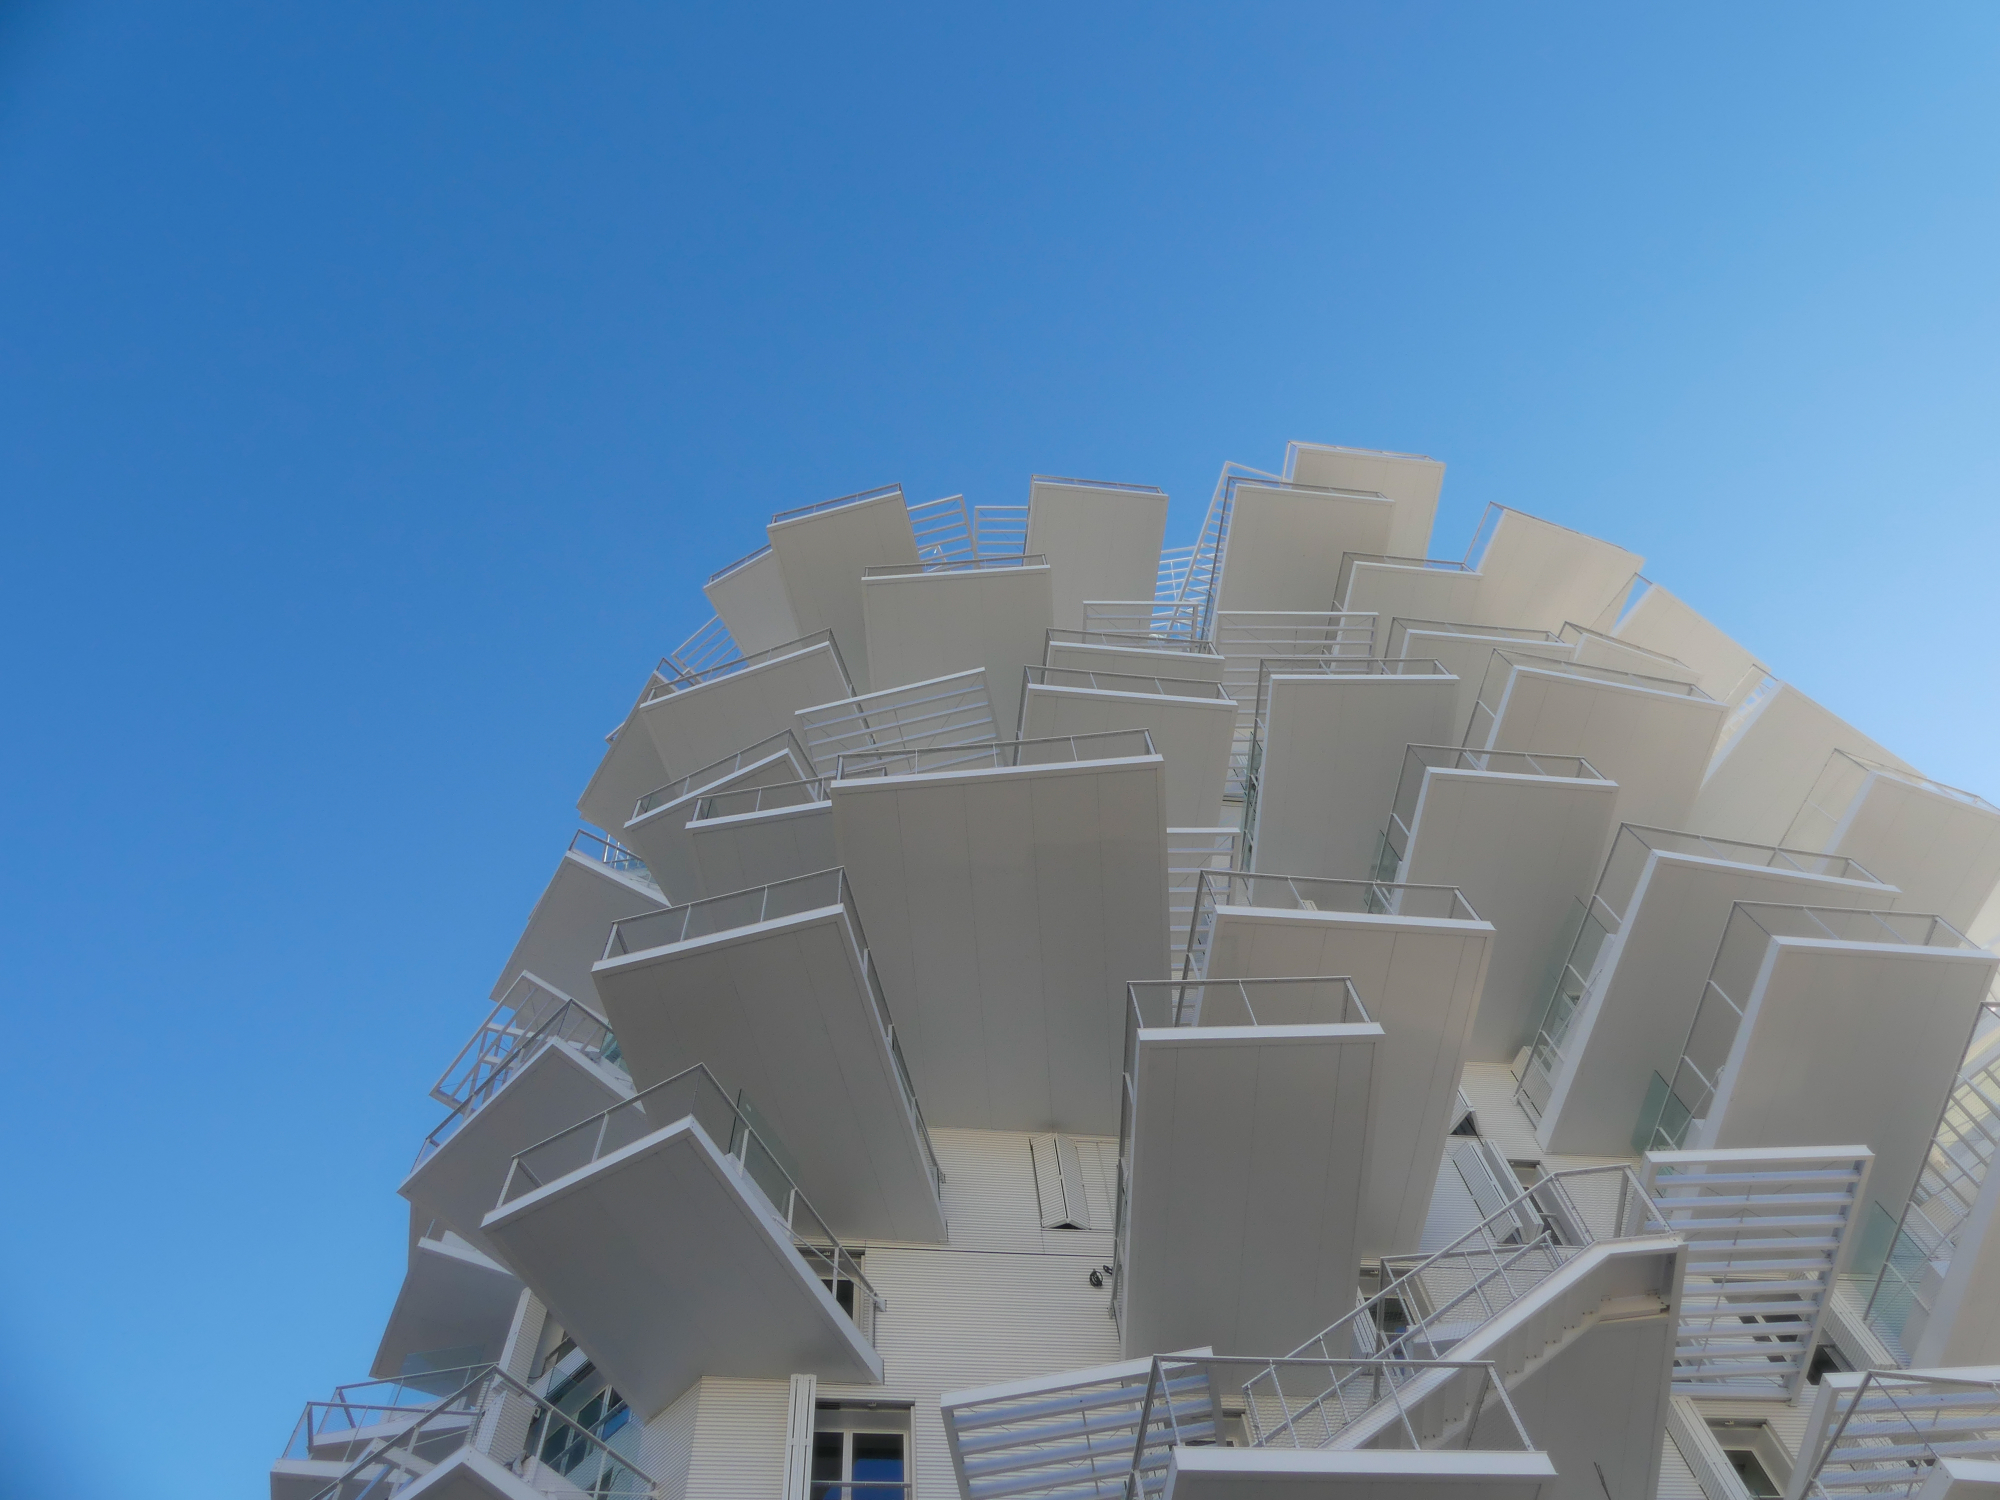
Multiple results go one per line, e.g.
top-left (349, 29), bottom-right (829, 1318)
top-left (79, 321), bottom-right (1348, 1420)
top-left (702, 539), bottom-right (798, 657)
top-left (275, 1364), bottom-right (656, 1500)
top-left (1783, 749), bottom-right (2000, 933)
top-left (1043, 627), bottom-right (1225, 686)
top-left (1382, 619), bottom-right (1566, 737)
top-left (861, 554), bottom-right (1052, 720)
top-left (1283, 441), bottom-right (1445, 553)
top-left (828, 729), bottom-right (1169, 1137)
top-left (1186, 870), bottom-right (1492, 1256)
top-left (401, 982), bottom-right (632, 1265)
top-left (1240, 656), bottom-right (1459, 877)
top-left (1465, 650), bottom-right (1726, 834)
top-left (682, 774), bottom-right (836, 896)
top-left (1794, 1370), bottom-right (2000, 1500)
top-left (1211, 610), bottom-right (1376, 795)
top-left (1333, 553), bottom-right (1481, 647)
top-left (636, 630), bottom-right (853, 779)
top-left (796, 667), bottom-right (999, 774)
top-left (1375, 746), bottom-right (1619, 1062)
top-left (588, 868), bottom-right (946, 1243)
top-left (1635, 902), bottom-right (1994, 1219)
top-left (576, 671), bottom-right (676, 839)
top-left (1469, 506), bottom-right (1643, 639)
top-left (488, 832), bottom-right (665, 1010)
top-left (1113, 978), bottom-right (1384, 1357)
top-left (480, 1063), bottom-right (885, 1418)
top-left (1516, 826), bottom-right (1902, 1157)
top-left (759, 484), bottom-right (921, 693)
top-left (1025, 475), bottom-right (1169, 631)
top-left (1017, 665), bottom-right (1236, 827)
top-left (1204, 475), bottom-right (1396, 617)
top-left (620, 729), bottom-right (815, 903)
top-left (369, 1222), bottom-right (520, 1385)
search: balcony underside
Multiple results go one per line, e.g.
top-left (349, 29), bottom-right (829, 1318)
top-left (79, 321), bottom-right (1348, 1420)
top-left (1026, 477), bottom-right (1167, 632)
top-left (766, 489), bottom-right (920, 693)
top-left (687, 799), bottom-right (837, 898)
top-left (577, 692), bottom-right (670, 838)
top-left (1212, 484), bottom-right (1395, 616)
top-left (370, 1232), bottom-right (520, 1381)
top-left (593, 904), bottom-right (948, 1243)
top-left (862, 562), bottom-right (1052, 724)
top-left (491, 851), bottom-right (662, 1009)
top-left (1284, 444), bottom-right (1442, 556)
top-left (639, 639), bottom-right (850, 779)
top-left (1252, 674), bottom-right (1459, 881)
top-left (1020, 683), bottom-right (1234, 828)
top-left (830, 755), bottom-right (1169, 1136)
top-left (400, 1043), bottom-right (631, 1266)
top-left (1200, 907), bottom-right (1492, 1258)
top-left (620, 744), bottom-right (813, 903)
top-left (481, 1115), bottom-right (883, 1420)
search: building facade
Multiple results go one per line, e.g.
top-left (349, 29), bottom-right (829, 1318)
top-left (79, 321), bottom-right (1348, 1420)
top-left (276, 446), bottom-right (2000, 1500)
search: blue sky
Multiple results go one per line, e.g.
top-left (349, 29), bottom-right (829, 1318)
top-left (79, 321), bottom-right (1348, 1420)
top-left (3, 4), bottom-right (1997, 1493)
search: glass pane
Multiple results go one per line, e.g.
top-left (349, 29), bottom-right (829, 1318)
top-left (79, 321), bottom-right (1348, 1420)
top-left (853, 1432), bottom-right (905, 1498)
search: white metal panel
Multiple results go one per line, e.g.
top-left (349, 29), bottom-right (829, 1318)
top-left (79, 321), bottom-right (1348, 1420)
top-left (1340, 563), bottom-right (1483, 649)
top-left (1212, 483), bottom-right (1397, 616)
top-left (492, 850), bottom-right (664, 1007)
top-left (1614, 583), bottom-right (1768, 708)
top-left (1045, 638), bottom-right (1226, 684)
top-left (578, 679), bottom-right (672, 835)
top-left (637, 1380), bottom-right (701, 1500)
top-left (1020, 678), bottom-right (1236, 828)
top-left (769, 492), bottom-right (922, 693)
top-left (1475, 510), bottom-right (1644, 638)
top-left (641, 641), bottom-right (853, 779)
top-left (703, 546), bottom-right (800, 657)
top-left (687, 800), bottom-right (839, 898)
top-left (1693, 685), bottom-right (1916, 847)
top-left (684, 1376), bottom-right (792, 1500)
top-left (1025, 479), bottom-right (1169, 633)
top-left (863, 563), bottom-right (1054, 724)
top-left (1284, 443), bottom-right (1445, 559)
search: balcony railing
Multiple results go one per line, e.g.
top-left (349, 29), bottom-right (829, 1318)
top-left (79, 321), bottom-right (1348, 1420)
top-left (1020, 664), bottom-right (1231, 702)
top-left (1332, 551), bottom-right (1475, 611)
top-left (645, 629), bottom-right (850, 703)
top-left (692, 776), bottom-right (830, 822)
top-left (1184, 869), bottom-right (1479, 979)
top-left (906, 492), bottom-right (1029, 567)
top-left (797, 669), bottom-right (998, 774)
top-left (600, 869), bottom-right (944, 1200)
top-left (567, 830), bottom-right (660, 892)
top-left (835, 728), bottom-right (1157, 781)
top-left (658, 614), bottom-right (740, 683)
top-left (288, 1364), bottom-right (656, 1500)
top-left (1799, 1371), bottom-right (2000, 1500)
top-left (864, 552), bottom-right (1047, 578)
top-left (773, 483), bottom-right (904, 527)
top-left (430, 973), bottom-right (579, 1108)
top-left (417, 986), bottom-right (626, 1171)
top-left (631, 729), bottom-right (812, 820)
top-left (1467, 648), bottom-right (1715, 748)
top-left (497, 1062), bottom-right (885, 1337)
top-left (1382, 617), bottom-right (1556, 658)
top-left (1031, 473), bottom-right (1167, 496)
top-left (706, 542), bottom-right (774, 586)
top-left (1787, 748), bottom-right (2000, 854)
top-left (1043, 627), bottom-right (1222, 660)
top-left (1635, 903), bottom-right (1982, 1154)
top-left (1375, 745), bottom-right (1608, 881)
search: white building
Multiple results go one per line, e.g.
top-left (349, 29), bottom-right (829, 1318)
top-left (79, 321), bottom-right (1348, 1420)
top-left (277, 451), bottom-right (2000, 1500)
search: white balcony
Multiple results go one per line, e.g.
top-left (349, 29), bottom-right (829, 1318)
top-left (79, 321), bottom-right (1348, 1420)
top-left (1639, 904), bottom-right (1995, 1219)
top-left (1793, 1369), bottom-right (2000, 1500)
top-left (683, 774), bottom-right (836, 896)
top-left (829, 730), bottom-right (1170, 1137)
top-left (576, 672), bottom-right (674, 836)
top-left (1284, 440), bottom-right (1445, 557)
top-left (370, 1223), bottom-right (520, 1384)
top-left (1242, 657), bottom-right (1460, 878)
top-left (1043, 627), bottom-right (1226, 685)
top-left (480, 1064), bottom-right (885, 1419)
top-left (1186, 871), bottom-right (1493, 1256)
top-left (1383, 619), bottom-right (1568, 739)
top-left (1335, 553), bottom-right (1482, 647)
top-left (1469, 506), bottom-right (1643, 637)
top-left (1211, 610), bottom-right (1376, 795)
top-left (1025, 476), bottom-right (1169, 632)
top-left (618, 730), bottom-right (815, 902)
top-left (1465, 650), bottom-right (1726, 835)
top-left (1208, 476), bottom-right (1398, 618)
top-left (1114, 978), bottom-right (1384, 1357)
top-left (1612, 580), bottom-right (1772, 709)
top-left (862, 555), bottom-right (1053, 722)
top-left (703, 540), bottom-right (798, 656)
top-left (1018, 665), bottom-right (1236, 827)
top-left (401, 985), bottom-right (632, 1265)
top-left (761, 484), bottom-right (923, 693)
top-left (490, 832), bottom-right (664, 1010)
top-left (1377, 746), bottom-right (1620, 1062)
top-left (1784, 750), bottom-right (2000, 934)
top-left (1691, 680), bottom-right (1916, 848)
top-left (636, 630), bottom-right (853, 779)
top-left (588, 868), bottom-right (947, 1243)
top-left (1517, 826), bottom-right (1903, 1157)
top-left (796, 666), bottom-right (999, 774)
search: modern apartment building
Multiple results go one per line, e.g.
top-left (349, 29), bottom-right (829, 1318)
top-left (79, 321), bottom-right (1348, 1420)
top-left (276, 447), bottom-right (2000, 1500)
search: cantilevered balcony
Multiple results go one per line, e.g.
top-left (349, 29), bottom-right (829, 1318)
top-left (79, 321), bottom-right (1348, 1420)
top-left (1284, 441), bottom-right (1445, 555)
top-left (1113, 978), bottom-right (1384, 1358)
top-left (481, 1063), bottom-right (885, 1419)
top-left (1240, 656), bottom-right (1459, 877)
top-left (1025, 475), bottom-right (1170, 631)
top-left (275, 1363), bottom-right (657, 1500)
top-left (795, 667), bottom-right (999, 774)
top-left (1466, 506), bottom-right (1643, 638)
top-left (1375, 746), bottom-right (1619, 1062)
top-left (370, 1220), bottom-right (520, 1385)
top-left (1465, 650), bottom-right (1725, 833)
top-left (401, 983), bottom-right (631, 1265)
top-left (682, 774), bottom-right (836, 896)
top-left (1205, 475), bottom-right (1398, 618)
top-left (757, 483), bottom-right (923, 693)
top-left (636, 629), bottom-right (852, 778)
top-left (829, 729), bottom-right (1169, 1137)
top-left (1044, 627), bottom-right (1224, 680)
top-left (1017, 664), bottom-right (1235, 826)
top-left (1186, 870), bottom-right (1492, 1256)
top-left (1518, 825), bottom-right (1900, 1157)
top-left (1210, 610), bottom-right (1375, 797)
top-left (577, 670), bottom-right (675, 838)
top-left (588, 868), bottom-right (946, 1243)
top-left (1333, 552), bottom-right (1481, 647)
top-left (861, 554), bottom-right (1053, 721)
top-left (489, 832), bottom-right (664, 1009)
top-left (1793, 1369), bottom-right (2000, 1500)
top-left (1636, 903), bottom-right (1995, 1218)
top-left (1383, 618), bottom-right (1567, 736)
top-left (1783, 749), bottom-right (2000, 933)
top-left (619, 729), bottom-right (814, 902)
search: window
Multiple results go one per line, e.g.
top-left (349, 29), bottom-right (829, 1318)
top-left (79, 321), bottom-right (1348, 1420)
top-left (812, 1402), bottom-right (911, 1498)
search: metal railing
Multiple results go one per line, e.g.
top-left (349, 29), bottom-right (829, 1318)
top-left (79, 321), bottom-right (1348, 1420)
top-left (1019, 664), bottom-right (1231, 702)
top-left (598, 870), bottom-right (943, 1200)
top-left (1183, 868), bottom-right (1479, 980)
top-left (773, 483), bottom-right (904, 527)
top-left (835, 728), bottom-right (1157, 781)
top-left (1332, 551), bottom-right (1475, 611)
top-left (1638, 903), bottom-right (1983, 1154)
top-left (1799, 1371), bottom-right (2000, 1500)
top-left (631, 730), bottom-right (813, 820)
top-left (864, 552), bottom-right (1046, 578)
top-left (1085, 597), bottom-right (1206, 641)
top-left (692, 775), bottom-right (830, 821)
top-left (1466, 648), bottom-right (1716, 749)
top-left (659, 614), bottom-right (740, 683)
top-left (905, 492), bottom-right (1031, 566)
top-left (1044, 627), bottom-right (1223, 661)
top-left (1786, 748), bottom-right (2000, 854)
top-left (1031, 473), bottom-right (1167, 496)
top-left (707, 543), bottom-right (774, 585)
top-left (430, 973), bottom-right (580, 1108)
top-left (797, 669), bottom-right (998, 774)
top-left (497, 1062), bottom-right (884, 1331)
top-left (567, 829), bottom-right (659, 890)
top-left (1376, 746), bottom-right (1607, 881)
top-left (285, 1367), bottom-right (493, 1467)
top-left (292, 1363), bottom-right (656, 1500)
top-left (417, 988), bottom-right (626, 1170)
top-left (646, 629), bottom-right (850, 702)
top-left (1383, 617), bottom-right (1556, 659)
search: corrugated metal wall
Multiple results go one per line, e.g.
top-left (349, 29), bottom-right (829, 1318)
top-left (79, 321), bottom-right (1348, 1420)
top-left (638, 1380), bottom-right (700, 1500)
top-left (685, 1377), bottom-right (791, 1500)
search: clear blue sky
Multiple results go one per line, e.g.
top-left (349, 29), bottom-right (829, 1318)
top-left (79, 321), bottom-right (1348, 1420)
top-left (3, 4), bottom-right (1996, 1493)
